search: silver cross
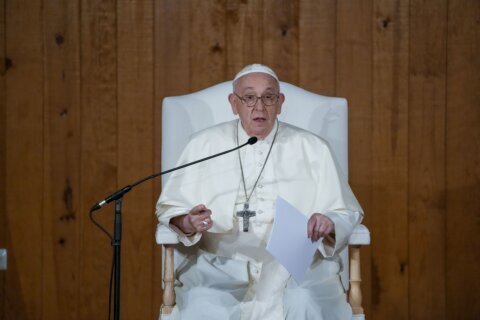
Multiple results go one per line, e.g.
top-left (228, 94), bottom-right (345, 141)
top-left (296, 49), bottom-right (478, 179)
top-left (236, 203), bottom-right (256, 232)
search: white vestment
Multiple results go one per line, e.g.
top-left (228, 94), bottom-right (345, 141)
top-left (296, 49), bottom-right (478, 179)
top-left (156, 120), bottom-right (363, 320)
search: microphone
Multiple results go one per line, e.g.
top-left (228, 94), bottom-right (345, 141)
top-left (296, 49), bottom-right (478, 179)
top-left (247, 137), bottom-right (258, 145)
top-left (90, 137), bottom-right (258, 212)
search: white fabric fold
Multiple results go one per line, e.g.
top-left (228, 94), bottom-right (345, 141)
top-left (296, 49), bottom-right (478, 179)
top-left (156, 120), bottom-right (363, 319)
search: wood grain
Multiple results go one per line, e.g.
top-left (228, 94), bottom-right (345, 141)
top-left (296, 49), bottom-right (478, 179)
top-left (446, 1), bottom-right (480, 318)
top-left (226, 0), bottom-right (263, 77)
top-left (0, 1), bottom-right (479, 319)
top-left (4, 0), bottom-right (44, 318)
top-left (42, 1), bottom-right (81, 319)
top-left (263, 0), bottom-right (299, 84)
top-left (408, 1), bottom-right (447, 319)
top-left (298, 0), bottom-right (336, 94)
top-left (0, 0), bottom-right (6, 317)
top-left (117, 0), bottom-right (154, 318)
top-left (189, 0), bottom-right (227, 90)
top-left (371, 0), bottom-right (409, 318)
top-left (336, 1), bottom-right (373, 318)
top-left (79, 1), bottom-right (117, 318)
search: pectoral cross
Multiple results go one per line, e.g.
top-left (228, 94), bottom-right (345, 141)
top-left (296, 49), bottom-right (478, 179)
top-left (237, 203), bottom-right (256, 232)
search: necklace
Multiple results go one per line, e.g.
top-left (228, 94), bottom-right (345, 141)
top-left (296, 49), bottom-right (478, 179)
top-left (236, 120), bottom-right (279, 232)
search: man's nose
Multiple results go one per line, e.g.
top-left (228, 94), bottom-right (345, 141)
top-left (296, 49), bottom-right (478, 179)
top-left (252, 98), bottom-right (267, 111)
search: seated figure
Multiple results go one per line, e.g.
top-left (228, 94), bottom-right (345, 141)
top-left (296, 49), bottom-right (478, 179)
top-left (156, 64), bottom-right (364, 320)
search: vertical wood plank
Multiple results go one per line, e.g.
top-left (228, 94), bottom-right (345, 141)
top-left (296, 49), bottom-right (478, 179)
top-left (371, 0), bottom-right (409, 318)
top-left (298, 0), bottom-right (336, 94)
top-left (189, 0), bottom-right (227, 90)
top-left (4, 0), bottom-right (44, 318)
top-left (446, 1), bottom-right (480, 319)
top-left (42, 1), bottom-right (81, 319)
top-left (226, 0), bottom-right (263, 77)
top-left (155, 0), bottom-right (191, 97)
top-left (117, 0), bottom-right (154, 319)
top-left (408, 1), bottom-right (447, 319)
top-left (79, 1), bottom-right (117, 319)
top-left (336, 0), bottom-right (373, 317)
top-left (0, 0), bottom-right (6, 317)
top-left (263, 0), bottom-right (299, 83)
top-left (154, 2), bottom-right (194, 313)
top-left (154, 2), bottom-right (192, 314)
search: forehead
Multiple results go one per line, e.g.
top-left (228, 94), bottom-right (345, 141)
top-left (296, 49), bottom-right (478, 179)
top-left (234, 72), bottom-right (279, 92)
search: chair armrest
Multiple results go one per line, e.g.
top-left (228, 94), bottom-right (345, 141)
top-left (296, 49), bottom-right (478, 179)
top-left (155, 224), bottom-right (180, 245)
top-left (348, 224), bottom-right (370, 245)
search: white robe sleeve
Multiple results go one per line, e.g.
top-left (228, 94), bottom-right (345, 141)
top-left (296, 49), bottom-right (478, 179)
top-left (318, 209), bottom-right (363, 257)
top-left (312, 141), bottom-right (364, 258)
top-left (156, 204), bottom-right (202, 246)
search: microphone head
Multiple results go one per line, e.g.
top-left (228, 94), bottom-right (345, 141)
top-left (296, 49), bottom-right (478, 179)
top-left (247, 137), bottom-right (258, 145)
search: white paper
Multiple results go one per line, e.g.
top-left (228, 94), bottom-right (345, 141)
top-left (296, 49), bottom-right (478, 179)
top-left (266, 196), bottom-right (319, 284)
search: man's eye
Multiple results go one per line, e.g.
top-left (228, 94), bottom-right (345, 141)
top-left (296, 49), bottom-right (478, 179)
top-left (243, 95), bottom-right (256, 102)
top-left (263, 94), bottom-right (274, 100)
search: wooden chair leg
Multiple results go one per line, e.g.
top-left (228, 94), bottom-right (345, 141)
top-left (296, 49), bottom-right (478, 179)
top-left (349, 245), bottom-right (364, 315)
top-left (161, 244), bottom-right (176, 316)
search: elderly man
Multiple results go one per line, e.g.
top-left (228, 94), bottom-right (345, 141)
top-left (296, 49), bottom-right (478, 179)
top-left (156, 64), bottom-right (363, 320)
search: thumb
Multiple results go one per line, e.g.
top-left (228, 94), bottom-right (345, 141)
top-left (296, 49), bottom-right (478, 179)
top-left (190, 204), bottom-right (206, 215)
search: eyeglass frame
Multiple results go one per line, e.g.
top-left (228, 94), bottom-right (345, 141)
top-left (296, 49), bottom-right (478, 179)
top-left (233, 92), bottom-right (281, 108)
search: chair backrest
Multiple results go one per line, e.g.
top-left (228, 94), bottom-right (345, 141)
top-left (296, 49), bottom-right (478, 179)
top-left (161, 80), bottom-right (350, 289)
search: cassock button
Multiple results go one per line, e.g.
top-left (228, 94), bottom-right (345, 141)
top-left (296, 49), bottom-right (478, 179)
top-left (257, 163), bottom-right (263, 167)
top-left (258, 210), bottom-right (263, 214)
top-left (258, 185), bottom-right (263, 188)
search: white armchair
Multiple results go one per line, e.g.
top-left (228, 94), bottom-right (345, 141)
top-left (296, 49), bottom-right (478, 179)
top-left (156, 81), bottom-right (371, 320)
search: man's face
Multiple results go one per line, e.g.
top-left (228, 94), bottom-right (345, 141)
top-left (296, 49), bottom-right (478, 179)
top-left (228, 72), bottom-right (284, 139)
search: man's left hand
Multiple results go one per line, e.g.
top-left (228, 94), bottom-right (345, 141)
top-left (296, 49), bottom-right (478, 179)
top-left (307, 213), bottom-right (335, 242)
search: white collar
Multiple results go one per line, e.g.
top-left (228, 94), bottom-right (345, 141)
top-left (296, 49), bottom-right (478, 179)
top-left (237, 119), bottom-right (278, 145)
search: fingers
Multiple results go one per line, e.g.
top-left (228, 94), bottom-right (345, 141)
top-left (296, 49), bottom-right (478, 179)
top-left (307, 214), bottom-right (334, 242)
top-left (307, 218), bottom-right (315, 239)
top-left (189, 204), bottom-right (207, 215)
top-left (188, 204), bottom-right (212, 232)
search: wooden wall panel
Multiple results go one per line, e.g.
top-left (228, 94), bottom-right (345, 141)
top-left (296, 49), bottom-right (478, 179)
top-left (155, 0), bottom-right (191, 98)
top-left (0, 0), bottom-right (6, 317)
top-left (79, 1), bottom-right (117, 319)
top-left (371, 0), bottom-right (409, 318)
top-left (336, 1), bottom-right (373, 318)
top-left (4, 0), bottom-right (44, 318)
top-left (153, 1), bottom-right (193, 315)
top-left (1, 1), bottom-right (480, 320)
top-left (117, 0), bottom-right (154, 319)
top-left (42, 0), bottom-right (81, 319)
top-left (408, 1), bottom-right (447, 319)
top-left (263, 0), bottom-right (299, 83)
top-left (446, 1), bottom-right (480, 318)
top-left (299, 0), bottom-right (336, 94)
top-left (189, 0), bottom-right (227, 90)
top-left (226, 0), bottom-right (263, 77)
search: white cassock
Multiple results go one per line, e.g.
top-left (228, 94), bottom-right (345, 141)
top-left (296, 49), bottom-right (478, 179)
top-left (156, 120), bottom-right (363, 320)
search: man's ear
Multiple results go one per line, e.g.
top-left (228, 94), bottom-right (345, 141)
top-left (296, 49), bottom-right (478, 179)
top-left (228, 93), bottom-right (239, 115)
top-left (277, 93), bottom-right (285, 115)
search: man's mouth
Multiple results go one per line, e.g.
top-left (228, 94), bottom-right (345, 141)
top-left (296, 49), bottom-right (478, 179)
top-left (253, 117), bottom-right (266, 122)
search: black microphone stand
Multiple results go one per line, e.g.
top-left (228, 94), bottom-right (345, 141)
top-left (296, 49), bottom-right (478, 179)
top-left (90, 137), bottom-right (257, 320)
top-left (113, 198), bottom-right (122, 320)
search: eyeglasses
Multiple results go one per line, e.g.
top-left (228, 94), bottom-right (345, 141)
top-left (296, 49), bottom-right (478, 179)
top-left (233, 92), bottom-right (279, 107)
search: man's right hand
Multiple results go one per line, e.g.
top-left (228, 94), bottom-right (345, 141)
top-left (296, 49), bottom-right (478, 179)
top-left (171, 204), bottom-right (212, 234)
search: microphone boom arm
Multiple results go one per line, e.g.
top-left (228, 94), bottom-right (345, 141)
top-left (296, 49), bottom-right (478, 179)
top-left (90, 137), bottom-right (258, 212)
